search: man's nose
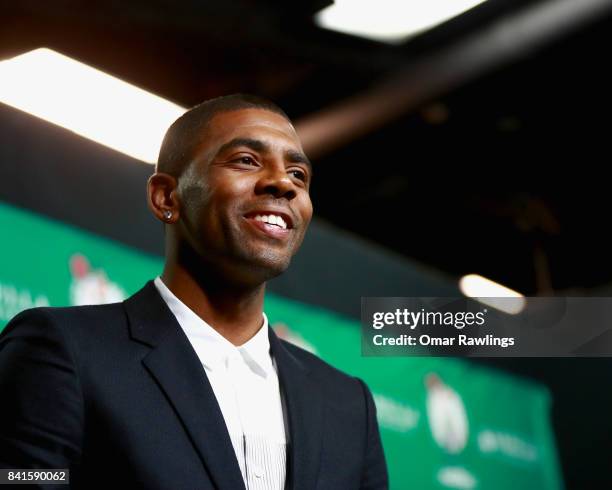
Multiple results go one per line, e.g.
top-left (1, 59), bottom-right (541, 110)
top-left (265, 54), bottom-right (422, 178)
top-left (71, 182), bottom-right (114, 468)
top-left (254, 165), bottom-right (296, 200)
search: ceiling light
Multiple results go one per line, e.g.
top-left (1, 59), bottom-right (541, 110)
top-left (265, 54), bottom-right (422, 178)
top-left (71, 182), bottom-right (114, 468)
top-left (315, 0), bottom-right (488, 44)
top-left (0, 48), bottom-right (185, 163)
top-left (459, 273), bottom-right (526, 315)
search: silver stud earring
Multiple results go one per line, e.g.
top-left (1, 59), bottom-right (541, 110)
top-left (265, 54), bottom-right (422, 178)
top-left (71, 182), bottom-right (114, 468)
top-left (163, 210), bottom-right (172, 220)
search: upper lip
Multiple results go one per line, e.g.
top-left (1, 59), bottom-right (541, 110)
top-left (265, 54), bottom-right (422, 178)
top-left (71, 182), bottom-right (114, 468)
top-left (244, 208), bottom-right (295, 229)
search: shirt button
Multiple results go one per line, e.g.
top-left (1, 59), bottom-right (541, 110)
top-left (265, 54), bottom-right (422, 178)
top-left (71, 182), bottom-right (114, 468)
top-left (253, 465), bottom-right (263, 478)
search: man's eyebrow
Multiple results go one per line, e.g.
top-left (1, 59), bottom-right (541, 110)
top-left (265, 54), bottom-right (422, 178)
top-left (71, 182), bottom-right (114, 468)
top-left (215, 137), bottom-right (268, 157)
top-left (286, 149), bottom-right (312, 174)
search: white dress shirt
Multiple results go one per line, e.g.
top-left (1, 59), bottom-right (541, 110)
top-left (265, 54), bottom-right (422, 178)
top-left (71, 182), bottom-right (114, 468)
top-left (153, 277), bottom-right (288, 490)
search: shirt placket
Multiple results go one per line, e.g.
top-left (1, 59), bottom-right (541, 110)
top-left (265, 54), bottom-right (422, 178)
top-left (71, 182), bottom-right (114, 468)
top-left (227, 350), bottom-right (272, 490)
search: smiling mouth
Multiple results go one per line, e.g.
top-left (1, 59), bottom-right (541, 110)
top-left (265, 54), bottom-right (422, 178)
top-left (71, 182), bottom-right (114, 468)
top-left (243, 214), bottom-right (292, 240)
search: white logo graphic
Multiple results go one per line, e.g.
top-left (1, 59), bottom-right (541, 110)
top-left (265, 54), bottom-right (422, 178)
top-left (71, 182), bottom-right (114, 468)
top-left (69, 254), bottom-right (126, 305)
top-left (373, 394), bottom-right (420, 433)
top-left (425, 373), bottom-right (477, 489)
top-left (425, 373), bottom-right (469, 454)
top-left (0, 280), bottom-right (49, 322)
top-left (437, 466), bottom-right (477, 490)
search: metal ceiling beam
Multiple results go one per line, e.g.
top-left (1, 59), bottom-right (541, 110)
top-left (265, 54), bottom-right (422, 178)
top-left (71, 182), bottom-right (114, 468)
top-left (295, 0), bottom-right (612, 159)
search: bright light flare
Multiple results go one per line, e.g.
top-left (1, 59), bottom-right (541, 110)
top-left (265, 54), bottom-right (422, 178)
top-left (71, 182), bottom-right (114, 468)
top-left (0, 48), bottom-right (186, 163)
top-left (459, 273), bottom-right (526, 315)
top-left (315, 0), bottom-right (488, 44)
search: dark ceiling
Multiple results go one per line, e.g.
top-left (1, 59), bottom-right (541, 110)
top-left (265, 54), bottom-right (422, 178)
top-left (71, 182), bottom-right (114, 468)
top-left (2, 0), bottom-right (611, 295)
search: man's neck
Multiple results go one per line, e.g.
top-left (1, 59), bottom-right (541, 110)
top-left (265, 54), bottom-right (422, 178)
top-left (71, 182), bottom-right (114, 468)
top-left (160, 265), bottom-right (266, 346)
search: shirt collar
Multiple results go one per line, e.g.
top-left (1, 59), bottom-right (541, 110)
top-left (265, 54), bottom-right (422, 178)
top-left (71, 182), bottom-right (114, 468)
top-left (153, 276), bottom-right (273, 378)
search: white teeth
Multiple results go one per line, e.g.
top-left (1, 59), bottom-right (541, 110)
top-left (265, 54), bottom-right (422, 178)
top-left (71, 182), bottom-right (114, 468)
top-left (252, 214), bottom-right (288, 230)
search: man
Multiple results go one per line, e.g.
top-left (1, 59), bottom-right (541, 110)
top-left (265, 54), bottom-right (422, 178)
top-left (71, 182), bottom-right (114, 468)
top-left (0, 94), bottom-right (389, 489)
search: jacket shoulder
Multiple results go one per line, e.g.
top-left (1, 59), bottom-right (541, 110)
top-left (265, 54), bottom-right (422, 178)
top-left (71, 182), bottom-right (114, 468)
top-left (1, 303), bottom-right (126, 341)
top-left (278, 338), bottom-right (361, 388)
top-left (11, 302), bottom-right (124, 321)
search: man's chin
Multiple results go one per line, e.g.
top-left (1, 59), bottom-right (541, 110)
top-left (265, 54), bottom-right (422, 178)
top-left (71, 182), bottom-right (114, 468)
top-left (253, 257), bottom-right (291, 279)
top-left (223, 241), bottom-right (297, 282)
top-left (242, 252), bottom-right (292, 280)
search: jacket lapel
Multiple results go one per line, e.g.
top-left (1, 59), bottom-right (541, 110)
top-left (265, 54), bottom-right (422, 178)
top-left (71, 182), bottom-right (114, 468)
top-left (123, 281), bottom-right (246, 490)
top-left (269, 327), bottom-right (324, 490)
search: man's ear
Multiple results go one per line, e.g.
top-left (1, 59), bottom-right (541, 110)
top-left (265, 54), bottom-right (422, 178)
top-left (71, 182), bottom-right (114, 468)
top-left (147, 172), bottom-right (180, 223)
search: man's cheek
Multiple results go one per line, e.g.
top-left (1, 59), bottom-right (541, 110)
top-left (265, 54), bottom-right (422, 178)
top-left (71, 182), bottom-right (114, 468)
top-left (290, 228), bottom-right (307, 252)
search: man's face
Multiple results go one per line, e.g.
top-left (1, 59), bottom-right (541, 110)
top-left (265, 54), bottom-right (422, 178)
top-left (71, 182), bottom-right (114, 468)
top-left (177, 108), bottom-right (313, 282)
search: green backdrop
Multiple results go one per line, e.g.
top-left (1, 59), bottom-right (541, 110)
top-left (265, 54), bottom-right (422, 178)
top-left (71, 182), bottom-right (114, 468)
top-left (0, 202), bottom-right (563, 489)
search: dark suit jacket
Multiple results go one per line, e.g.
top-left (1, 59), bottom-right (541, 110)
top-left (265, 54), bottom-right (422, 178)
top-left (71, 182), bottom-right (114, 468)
top-left (0, 280), bottom-right (388, 489)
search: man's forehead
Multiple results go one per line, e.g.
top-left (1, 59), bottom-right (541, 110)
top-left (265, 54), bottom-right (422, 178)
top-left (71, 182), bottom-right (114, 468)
top-left (198, 108), bottom-right (303, 156)
top-left (209, 108), bottom-right (297, 139)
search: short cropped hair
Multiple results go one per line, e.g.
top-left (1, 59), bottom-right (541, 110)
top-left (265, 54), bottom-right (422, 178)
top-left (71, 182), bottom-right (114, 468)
top-left (156, 93), bottom-right (290, 177)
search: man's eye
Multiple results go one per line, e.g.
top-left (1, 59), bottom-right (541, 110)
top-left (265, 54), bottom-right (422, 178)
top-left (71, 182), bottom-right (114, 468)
top-left (235, 156), bottom-right (257, 165)
top-left (289, 169), bottom-right (307, 182)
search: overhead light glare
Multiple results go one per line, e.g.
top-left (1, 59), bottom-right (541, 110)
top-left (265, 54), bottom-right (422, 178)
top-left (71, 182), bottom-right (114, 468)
top-left (459, 273), bottom-right (526, 315)
top-left (0, 48), bottom-right (186, 163)
top-left (315, 0), bottom-right (488, 44)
